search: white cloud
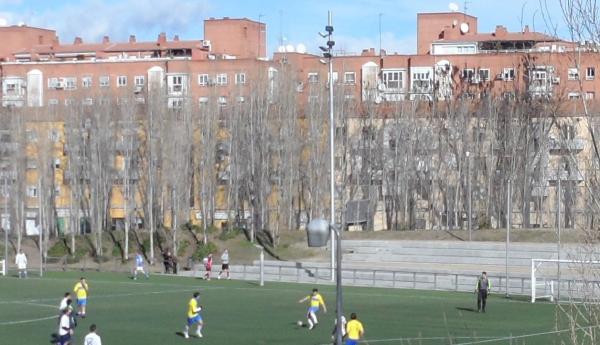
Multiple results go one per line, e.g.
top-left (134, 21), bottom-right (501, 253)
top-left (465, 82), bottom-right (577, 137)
top-left (8, 0), bottom-right (211, 42)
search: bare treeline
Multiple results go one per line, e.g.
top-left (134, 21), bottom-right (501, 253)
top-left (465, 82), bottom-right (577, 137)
top-left (0, 64), bottom-right (593, 261)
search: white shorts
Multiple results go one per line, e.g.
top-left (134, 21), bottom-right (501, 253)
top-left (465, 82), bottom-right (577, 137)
top-left (135, 266), bottom-right (145, 272)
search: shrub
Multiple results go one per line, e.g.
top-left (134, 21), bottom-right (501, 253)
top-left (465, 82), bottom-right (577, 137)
top-left (218, 227), bottom-right (242, 241)
top-left (178, 239), bottom-right (190, 257)
top-left (193, 242), bottom-right (218, 261)
top-left (48, 239), bottom-right (70, 257)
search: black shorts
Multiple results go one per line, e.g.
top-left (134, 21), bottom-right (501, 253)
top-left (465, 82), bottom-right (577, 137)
top-left (221, 264), bottom-right (229, 270)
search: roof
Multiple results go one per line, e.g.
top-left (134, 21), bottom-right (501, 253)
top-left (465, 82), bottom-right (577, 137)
top-left (435, 31), bottom-right (560, 43)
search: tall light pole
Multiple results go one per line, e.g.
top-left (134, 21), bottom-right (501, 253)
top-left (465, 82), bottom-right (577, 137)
top-left (505, 178), bottom-right (511, 297)
top-left (307, 219), bottom-right (343, 345)
top-left (556, 175), bottom-right (562, 301)
top-left (466, 151), bottom-right (472, 241)
top-left (319, 11), bottom-right (336, 282)
top-left (3, 176), bottom-right (7, 264)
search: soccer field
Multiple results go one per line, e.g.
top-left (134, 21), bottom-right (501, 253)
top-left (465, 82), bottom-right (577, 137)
top-left (0, 271), bottom-right (576, 344)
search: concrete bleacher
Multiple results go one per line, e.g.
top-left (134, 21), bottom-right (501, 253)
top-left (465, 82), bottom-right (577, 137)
top-left (180, 240), bottom-right (593, 296)
top-left (340, 240), bottom-right (578, 276)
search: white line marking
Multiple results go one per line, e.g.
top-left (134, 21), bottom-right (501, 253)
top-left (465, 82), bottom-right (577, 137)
top-left (453, 325), bottom-right (600, 345)
top-left (0, 315), bottom-right (57, 326)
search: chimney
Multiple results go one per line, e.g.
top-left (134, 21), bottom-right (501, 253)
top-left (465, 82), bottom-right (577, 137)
top-left (129, 35), bottom-right (136, 43)
top-left (157, 32), bottom-right (167, 44)
top-left (173, 35), bottom-right (179, 41)
top-left (494, 25), bottom-right (508, 38)
top-left (102, 35), bottom-right (110, 44)
top-left (523, 25), bottom-right (530, 33)
top-left (73, 37), bottom-right (83, 45)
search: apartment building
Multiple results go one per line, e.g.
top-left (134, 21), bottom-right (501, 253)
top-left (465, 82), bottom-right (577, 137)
top-left (0, 10), bottom-right (598, 233)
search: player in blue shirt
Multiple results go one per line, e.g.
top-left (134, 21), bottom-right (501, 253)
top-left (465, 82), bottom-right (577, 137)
top-left (133, 251), bottom-right (149, 280)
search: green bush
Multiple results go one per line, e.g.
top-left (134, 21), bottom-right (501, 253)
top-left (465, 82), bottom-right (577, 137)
top-left (48, 239), bottom-right (70, 257)
top-left (218, 227), bottom-right (241, 241)
top-left (178, 239), bottom-right (190, 257)
top-left (192, 242), bottom-right (218, 261)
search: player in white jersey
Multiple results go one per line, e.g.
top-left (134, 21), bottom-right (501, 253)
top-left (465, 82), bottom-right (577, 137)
top-left (84, 324), bottom-right (102, 345)
top-left (133, 252), bottom-right (149, 280)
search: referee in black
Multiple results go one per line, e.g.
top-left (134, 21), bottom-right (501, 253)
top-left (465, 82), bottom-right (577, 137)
top-left (475, 271), bottom-right (491, 313)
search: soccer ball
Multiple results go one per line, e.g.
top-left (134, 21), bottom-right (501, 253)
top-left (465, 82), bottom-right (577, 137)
top-left (297, 320), bottom-right (303, 327)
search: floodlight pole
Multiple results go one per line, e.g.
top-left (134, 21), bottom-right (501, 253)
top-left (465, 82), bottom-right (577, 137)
top-left (332, 224), bottom-right (343, 345)
top-left (557, 177), bottom-right (561, 301)
top-left (466, 151), bottom-right (472, 241)
top-left (505, 178), bottom-right (511, 297)
top-left (324, 10), bottom-right (336, 283)
top-left (3, 177), bottom-right (8, 264)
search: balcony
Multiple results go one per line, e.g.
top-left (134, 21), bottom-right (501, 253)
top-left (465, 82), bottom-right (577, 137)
top-left (548, 137), bottom-right (585, 154)
top-left (547, 170), bottom-right (584, 182)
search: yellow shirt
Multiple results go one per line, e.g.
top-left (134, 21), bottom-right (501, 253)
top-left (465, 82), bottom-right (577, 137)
top-left (188, 298), bottom-right (199, 318)
top-left (73, 282), bottom-right (88, 299)
top-left (308, 293), bottom-right (325, 308)
top-left (346, 319), bottom-right (364, 340)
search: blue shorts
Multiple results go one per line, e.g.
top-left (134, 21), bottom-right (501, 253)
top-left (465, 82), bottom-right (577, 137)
top-left (345, 339), bottom-right (358, 345)
top-left (308, 306), bottom-right (319, 314)
top-left (58, 334), bottom-right (71, 345)
top-left (77, 298), bottom-right (86, 306)
top-left (187, 315), bottom-right (202, 326)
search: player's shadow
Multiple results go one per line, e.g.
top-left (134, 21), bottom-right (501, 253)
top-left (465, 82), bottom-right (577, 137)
top-left (456, 307), bottom-right (477, 312)
top-left (175, 332), bottom-right (187, 338)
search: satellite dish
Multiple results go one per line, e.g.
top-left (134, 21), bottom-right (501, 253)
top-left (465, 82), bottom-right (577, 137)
top-left (0, 18), bottom-right (7, 27)
top-left (17, 21), bottom-right (25, 27)
top-left (277, 45), bottom-right (286, 53)
top-left (449, 2), bottom-right (459, 12)
top-left (296, 44), bottom-right (307, 54)
top-left (460, 22), bottom-right (470, 34)
top-left (285, 44), bottom-right (295, 52)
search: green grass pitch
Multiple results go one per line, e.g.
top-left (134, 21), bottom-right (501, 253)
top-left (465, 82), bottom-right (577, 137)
top-left (0, 271), bottom-right (571, 344)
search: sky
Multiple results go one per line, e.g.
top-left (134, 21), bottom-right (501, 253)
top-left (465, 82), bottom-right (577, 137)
top-left (0, 0), bottom-right (569, 55)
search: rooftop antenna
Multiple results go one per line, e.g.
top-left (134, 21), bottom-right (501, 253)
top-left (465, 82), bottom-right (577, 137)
top-left (378, 13), bottom-right (383, 57)
top-left (463, 0), bottom-right (471, 14)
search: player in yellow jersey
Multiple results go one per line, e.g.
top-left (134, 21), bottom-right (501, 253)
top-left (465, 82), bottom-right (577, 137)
top-left (183, 292), bottom-right (203, 339)
top-left (345, 313), bottom-right (364, 345)
top-left (298, 288), bottom-right (327, 330)
top-left (73, 277), bottom-right (89, 317)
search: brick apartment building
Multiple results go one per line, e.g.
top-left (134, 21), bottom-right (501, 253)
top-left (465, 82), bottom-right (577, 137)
top-left (0, 10), bottom-right (597, 234)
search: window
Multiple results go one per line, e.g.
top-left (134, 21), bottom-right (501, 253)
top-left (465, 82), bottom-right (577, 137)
top-left (462, 69), bottom-right (475, 80)
top-left (65, 98), bottom-right (75, 106)
top-left (568, 68), bottom-right (579, 80)
top-left (235, 73), bottom-right (246, 85)
top-left (237, 96), bottom-right (245, 103)
top-left (48, 77), bottom-right (60, 89)
top-left (382, 70), bottom-right (403, 89)
top-left (344, 72), bottom-right (356, 84)
top-left (568, 92), bottom-right (581, 100)
top-left (503, 68), bottom-right (515, 81)
top-left (168, 75), bottom-right (186, 93)
top-left (218, 96), bottom-right (227, 107)
top-left (586, 91), bottom-right (595, 100)
top-left (117, 76), bottom-right (127, 87)
top-left (26, 186), bottom-right (38, 197)
top-left (64, 77), bottom-right (76, 90)
top-left (54, 158), bottom-right (61, 169)
top-left (100, 76), bottom-right (110, 87)
top-left (198, 74), bottom-right (209, 86)
top-left (168, 98), bottom-right (183, 109)
top-left (586, 67), bottom-right (595, 80)
top-left (135, 97), bottom-right (145, 104)
top-left (502, 91), bottom-right (516, 100)
top-left (308, 72), bottom-right (319, 83)
top-left (198, 97), bottom-right (209, 106)
top-left (82, 76), bottom-right (92, 88)
top-left (83, 98), bottom-right (93, 106)
top-left (215, 73), bottom-right (228, 86)
top-left (134, 76), bottom-right (145, 86)
top-left (48, 99), bottom-right (59, 106)
top-left (478, 69), bottom-right (490, 82)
